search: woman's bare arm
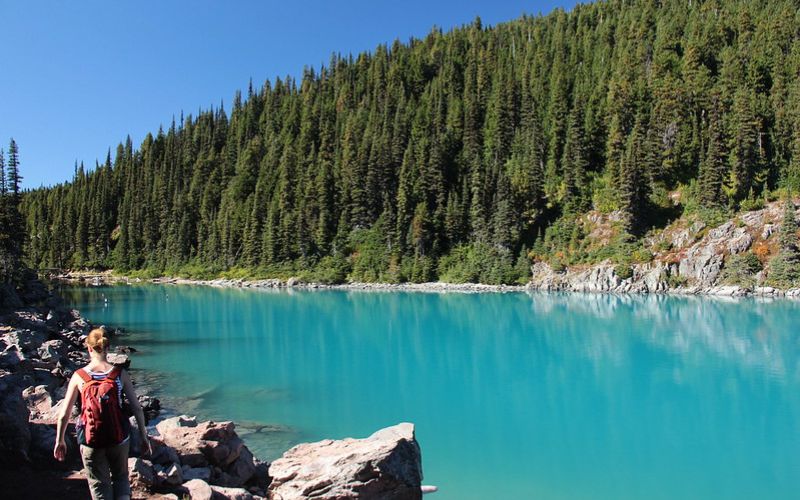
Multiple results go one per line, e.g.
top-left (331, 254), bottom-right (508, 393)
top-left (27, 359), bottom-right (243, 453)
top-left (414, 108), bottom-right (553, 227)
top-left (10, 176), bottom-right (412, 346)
top-left (53, 374), bottom-right (80, 461)
top-left (121, 369), bottom-right (151, 455)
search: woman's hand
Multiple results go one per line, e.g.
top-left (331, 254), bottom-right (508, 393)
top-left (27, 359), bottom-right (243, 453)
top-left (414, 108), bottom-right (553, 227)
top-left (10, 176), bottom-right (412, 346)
top-left (53, 438), bottom-right (67, 461)
top-left (140, 432), bottom-right (153, 456)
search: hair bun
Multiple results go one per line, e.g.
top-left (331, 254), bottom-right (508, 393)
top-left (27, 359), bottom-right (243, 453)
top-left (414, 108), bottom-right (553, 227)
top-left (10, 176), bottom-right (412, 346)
top-left (86, 327), bottom-right (111, 353)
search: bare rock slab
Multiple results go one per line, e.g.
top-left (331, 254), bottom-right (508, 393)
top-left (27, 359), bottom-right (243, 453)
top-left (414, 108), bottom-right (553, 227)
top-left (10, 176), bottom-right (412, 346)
top-left (268, 422), bottom-right (422, 500)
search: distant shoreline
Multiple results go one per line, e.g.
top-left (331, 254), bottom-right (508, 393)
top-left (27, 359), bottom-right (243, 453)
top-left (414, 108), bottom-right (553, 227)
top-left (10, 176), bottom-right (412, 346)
top-left (46, 268), bottom-right (800, 298)
top-left (48, 270), bottom-right (530, 294)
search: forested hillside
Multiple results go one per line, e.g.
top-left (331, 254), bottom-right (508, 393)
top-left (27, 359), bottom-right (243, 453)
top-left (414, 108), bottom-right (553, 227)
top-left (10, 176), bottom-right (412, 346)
top-left (21, 0), bottom-right (800, 284)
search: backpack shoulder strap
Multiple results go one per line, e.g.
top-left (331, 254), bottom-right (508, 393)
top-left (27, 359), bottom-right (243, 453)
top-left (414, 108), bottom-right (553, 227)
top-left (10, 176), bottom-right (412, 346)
top-left (77, 368), bottom-right (92, 383)
top-left (107, 366), bottom-right (122, 381)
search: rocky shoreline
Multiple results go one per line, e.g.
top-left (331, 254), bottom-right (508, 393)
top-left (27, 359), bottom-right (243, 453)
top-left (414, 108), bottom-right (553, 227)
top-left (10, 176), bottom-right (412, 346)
top-left (51, 270), bottom-right (529, 294)
top-left (51, 263), bottom-right (800, 299)
top-left (528, 261), bottom-right (800, 298)
top-left (0, 278), bottom-right (429, 499)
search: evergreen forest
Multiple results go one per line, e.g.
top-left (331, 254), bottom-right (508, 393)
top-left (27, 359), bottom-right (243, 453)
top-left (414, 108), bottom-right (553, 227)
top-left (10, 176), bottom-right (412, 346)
top-left (20, 0), bottom-right (800, 284)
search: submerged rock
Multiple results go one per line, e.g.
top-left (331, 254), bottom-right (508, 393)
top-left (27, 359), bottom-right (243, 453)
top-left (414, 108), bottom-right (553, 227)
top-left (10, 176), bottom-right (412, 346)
top-left (268, 422), bottom-right (423, 500)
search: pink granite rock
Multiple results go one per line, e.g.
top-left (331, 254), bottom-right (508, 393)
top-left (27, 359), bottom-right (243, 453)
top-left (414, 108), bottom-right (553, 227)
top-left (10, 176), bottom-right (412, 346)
top-left (268, 423), bottom-right (422, 500)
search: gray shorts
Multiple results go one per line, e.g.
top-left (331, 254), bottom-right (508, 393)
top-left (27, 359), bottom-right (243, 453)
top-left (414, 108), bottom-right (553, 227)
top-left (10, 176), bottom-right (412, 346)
top-left (79, 439), bottom-right (131, 500)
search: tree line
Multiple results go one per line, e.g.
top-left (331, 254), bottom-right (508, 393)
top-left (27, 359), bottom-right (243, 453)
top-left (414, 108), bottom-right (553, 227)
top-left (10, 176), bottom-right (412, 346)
top-left (20, 0), bottom-right (800, 284)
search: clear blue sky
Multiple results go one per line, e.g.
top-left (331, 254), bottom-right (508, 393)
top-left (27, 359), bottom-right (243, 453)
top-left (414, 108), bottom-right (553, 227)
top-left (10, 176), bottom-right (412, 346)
top-left (2, 0), bottom-right (575, 189)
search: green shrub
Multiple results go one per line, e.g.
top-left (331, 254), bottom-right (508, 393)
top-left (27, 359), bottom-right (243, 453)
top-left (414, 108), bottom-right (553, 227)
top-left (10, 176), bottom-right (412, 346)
top-left (349, 227), bottom-right (388, 282)
top-left (739, 195), bottom-right (764, 212)
top-left (124, 268), bottom-right (162, 279)
top-left (219, 267), bottom-right (256, 280)
top-left (666, 273), bottom-right (688, 288)
top-left (614, 263), bottom-right (633, 280)
top-left (631, 248), bottom-right (654, 263)
top-left (721, 252), bottom-right (763, 287)
top-left (438, 243), bottom-right (526, 285)
top-left (303, 255), bottom-right (350, 284)
top-left (767, 251), bottom-right (800, 288)
top-left (591, 173), bottom-right (620, 213)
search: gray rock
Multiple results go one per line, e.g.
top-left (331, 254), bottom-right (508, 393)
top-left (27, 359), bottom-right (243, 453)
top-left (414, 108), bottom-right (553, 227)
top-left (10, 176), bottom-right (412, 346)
top-left (707, 285), bottom-right (747, 296)
top-left (678, 245), bottom-right (723, 286)
top-left (727, 228), bottom-right (753, 255)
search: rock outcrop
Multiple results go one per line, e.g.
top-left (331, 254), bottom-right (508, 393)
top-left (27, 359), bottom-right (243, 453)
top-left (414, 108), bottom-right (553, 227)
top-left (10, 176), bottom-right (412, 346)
top-left (529, 261), bottom-right (672, 294)
top-left (529, 201), bottom-right (800, 296)
top-left (268, 422), bottom-right (424, 500)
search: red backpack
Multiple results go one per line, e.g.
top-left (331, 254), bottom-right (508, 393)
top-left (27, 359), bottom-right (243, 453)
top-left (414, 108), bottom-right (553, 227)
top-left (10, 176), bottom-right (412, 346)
top-left (77, 367), bottom-right (127, 447)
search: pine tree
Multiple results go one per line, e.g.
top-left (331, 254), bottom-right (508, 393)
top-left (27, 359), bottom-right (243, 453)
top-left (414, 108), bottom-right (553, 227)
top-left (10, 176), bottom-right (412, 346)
top-left (6, 139), bottom-right (22, 199)
top-left (561, 104), bottom-right (589, 214)
top-left (619, 116), bottom-right (651, 236)
top-left (699, 102), bottom-right (728, 208)
top-left (768, 195), bottom-right (800, 287)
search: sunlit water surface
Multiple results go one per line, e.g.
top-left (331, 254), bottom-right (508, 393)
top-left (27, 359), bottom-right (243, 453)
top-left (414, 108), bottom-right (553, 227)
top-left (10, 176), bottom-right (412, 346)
top-left (62, 285), bottom-right (800, 499)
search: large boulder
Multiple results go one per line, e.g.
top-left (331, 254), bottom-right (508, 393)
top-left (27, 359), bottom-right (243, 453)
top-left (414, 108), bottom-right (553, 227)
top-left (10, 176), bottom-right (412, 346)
top-left (156, 416), bottom-right (258, 486)
top-left (156, 417), bottom-right (231, 467)
top-left (268, 423), bottom-right (423, 500)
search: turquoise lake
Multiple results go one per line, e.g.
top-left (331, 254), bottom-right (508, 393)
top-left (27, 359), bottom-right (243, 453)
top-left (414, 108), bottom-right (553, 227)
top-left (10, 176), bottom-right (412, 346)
top-left (62, 285), bottom-right (800, 499)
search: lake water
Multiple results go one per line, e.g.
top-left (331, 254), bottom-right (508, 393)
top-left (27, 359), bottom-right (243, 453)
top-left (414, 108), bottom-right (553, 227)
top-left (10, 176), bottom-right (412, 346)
top-left (62, 285), bottom-right (800, 499)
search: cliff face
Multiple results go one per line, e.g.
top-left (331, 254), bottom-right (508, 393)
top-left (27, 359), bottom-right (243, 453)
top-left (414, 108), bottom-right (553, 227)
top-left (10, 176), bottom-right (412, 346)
top-left (529, 201), bottom-right (800, 297)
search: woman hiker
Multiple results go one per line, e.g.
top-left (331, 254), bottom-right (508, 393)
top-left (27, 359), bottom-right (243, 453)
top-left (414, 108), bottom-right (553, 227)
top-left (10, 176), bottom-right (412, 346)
top-left (53, 327), bottom-right (152, 500)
